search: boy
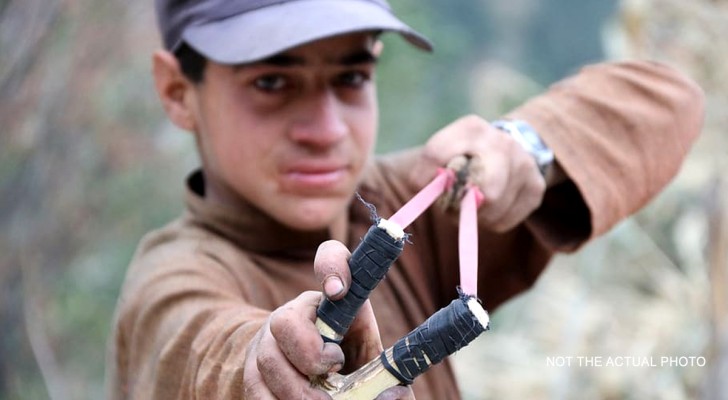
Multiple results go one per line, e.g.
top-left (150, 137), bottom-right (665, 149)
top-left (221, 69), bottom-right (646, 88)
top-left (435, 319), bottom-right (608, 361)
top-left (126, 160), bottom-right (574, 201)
top-left (108, 0), bottom-right (704, 398)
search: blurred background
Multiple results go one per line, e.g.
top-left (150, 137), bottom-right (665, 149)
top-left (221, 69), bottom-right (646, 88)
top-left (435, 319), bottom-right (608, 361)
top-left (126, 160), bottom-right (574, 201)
top-left (1, 0), bottom-right (726, 399)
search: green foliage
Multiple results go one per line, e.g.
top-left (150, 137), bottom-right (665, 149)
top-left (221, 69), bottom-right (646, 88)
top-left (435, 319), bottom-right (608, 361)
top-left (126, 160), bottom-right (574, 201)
top-left (376, 1), bottom-right (454, 152)
top-left (375, 0), bottom-right (618, 153)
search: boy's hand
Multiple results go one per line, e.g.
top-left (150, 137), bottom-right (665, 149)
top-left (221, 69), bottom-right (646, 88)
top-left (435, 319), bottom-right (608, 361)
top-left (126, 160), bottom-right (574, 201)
top-left (375, 386), bottom-right (416, 399)
top-left (413, 115), bottom-right (547, 232)
top-left (242, 240), bottom-right (409, 399)
top-left (242, 291), bottom-right (342, 399)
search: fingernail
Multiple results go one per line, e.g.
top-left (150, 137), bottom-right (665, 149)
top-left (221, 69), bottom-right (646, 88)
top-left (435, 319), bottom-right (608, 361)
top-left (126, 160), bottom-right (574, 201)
top-left (327, 362), bottom-right (344, 374)
top-left (323, 276), bottom-right (344, 297)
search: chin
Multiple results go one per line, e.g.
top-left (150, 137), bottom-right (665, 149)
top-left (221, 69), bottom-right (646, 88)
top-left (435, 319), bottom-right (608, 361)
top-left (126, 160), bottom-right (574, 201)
top-left (280, 197), bottom-right (347, 231)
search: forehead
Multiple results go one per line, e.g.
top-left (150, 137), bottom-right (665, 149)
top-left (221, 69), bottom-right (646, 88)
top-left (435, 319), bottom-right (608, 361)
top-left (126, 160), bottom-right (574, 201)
top-left (243, 31), bottom-right (379, 68)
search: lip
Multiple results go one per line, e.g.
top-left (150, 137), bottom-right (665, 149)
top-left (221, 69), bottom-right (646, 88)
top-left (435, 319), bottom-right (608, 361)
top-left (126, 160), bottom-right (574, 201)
top-left (281, 162), bottom-right (349, 192)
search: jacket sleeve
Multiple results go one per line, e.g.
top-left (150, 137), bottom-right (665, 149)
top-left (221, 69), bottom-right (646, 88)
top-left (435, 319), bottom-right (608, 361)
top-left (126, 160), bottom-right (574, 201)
top-left (511, 61), bottom-right (705, 251)
top-left (107, 234), bottom-right (268, 400)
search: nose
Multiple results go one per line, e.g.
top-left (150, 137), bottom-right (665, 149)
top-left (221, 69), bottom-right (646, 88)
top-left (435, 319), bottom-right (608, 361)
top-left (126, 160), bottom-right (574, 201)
top-left (290, 89), bottom-right (348, 148)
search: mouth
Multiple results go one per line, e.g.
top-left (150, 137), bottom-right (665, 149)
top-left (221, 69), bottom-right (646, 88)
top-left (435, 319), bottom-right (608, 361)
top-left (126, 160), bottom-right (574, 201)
top-left (281, 163), bottom-right (350, 193)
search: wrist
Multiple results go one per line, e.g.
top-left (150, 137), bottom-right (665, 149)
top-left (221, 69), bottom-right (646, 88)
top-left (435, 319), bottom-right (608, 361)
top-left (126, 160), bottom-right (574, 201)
top-left (543, 159), bottom-right (567, 187)
top-left (492, 119), bottom-right (555, 177)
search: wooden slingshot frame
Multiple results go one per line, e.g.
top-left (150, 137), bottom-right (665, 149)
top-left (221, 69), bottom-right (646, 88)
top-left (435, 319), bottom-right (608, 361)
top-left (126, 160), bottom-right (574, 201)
top-left (314, 156), bottom-right (491, 399)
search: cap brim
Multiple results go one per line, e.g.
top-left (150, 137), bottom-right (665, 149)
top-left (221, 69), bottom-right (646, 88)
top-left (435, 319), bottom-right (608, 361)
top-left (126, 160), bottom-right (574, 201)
top-left (181, 0), bottom-right (432, 64)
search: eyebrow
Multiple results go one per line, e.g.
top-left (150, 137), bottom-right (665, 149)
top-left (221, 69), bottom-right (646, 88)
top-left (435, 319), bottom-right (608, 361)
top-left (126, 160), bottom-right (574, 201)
top-left (251, 49), bottom-right (378, 68)
top-left (339, 50), bottom-right (379, 66)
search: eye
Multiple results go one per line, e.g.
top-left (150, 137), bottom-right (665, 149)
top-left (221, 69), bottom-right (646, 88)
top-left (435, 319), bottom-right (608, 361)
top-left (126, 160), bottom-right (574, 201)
top-left (335, 70), bottom-right (370, 88)
top-left (253, 74), bottom-right (289, 92)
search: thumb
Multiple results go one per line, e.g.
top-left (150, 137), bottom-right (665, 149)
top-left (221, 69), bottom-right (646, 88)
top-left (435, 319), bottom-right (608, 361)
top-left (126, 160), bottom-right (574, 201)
top-left (314, 240), bottom-right (352, 300)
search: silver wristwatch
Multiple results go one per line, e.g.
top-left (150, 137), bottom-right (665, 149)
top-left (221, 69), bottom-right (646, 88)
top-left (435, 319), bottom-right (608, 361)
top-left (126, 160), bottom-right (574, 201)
top-left (492, 119), bottom-right (554, 176)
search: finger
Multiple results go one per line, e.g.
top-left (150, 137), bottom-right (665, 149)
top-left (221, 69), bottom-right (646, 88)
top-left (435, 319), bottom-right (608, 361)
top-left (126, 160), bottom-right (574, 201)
top-left (490, 170), bottom-right (546, 232)
top-left (424, 115), bottom-right (496, 163)
top-left (475, 150), bottom-right (510, 208)
top-left (339, 300), bottom-right (383, 372)
top-left (475, 134), bottom-right (540, 225)
top-left (486, 140), bottom-right (545, 230)
top-left (469, 141), bottom-right (515, 225)
top-left (243, 328), bottom-right (276, 399)
top-left (314, 240), bottom-right (352, 300)
top-left (256, 319), bottom-right (331, 400)
top-left (375, 385), bottom-right (416, 400)
top-left (412, 115), bottom-right (496, 188)
top-left (269, 291), bottom-right (345, 375)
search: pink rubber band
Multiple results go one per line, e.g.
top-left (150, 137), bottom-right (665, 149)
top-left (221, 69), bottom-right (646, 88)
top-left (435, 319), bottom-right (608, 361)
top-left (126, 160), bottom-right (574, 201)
top-left (388, 169), bottom-right (483, 297)
top-left (389, 169), bottom-right (454, 229)
top-left (458, 186), bottom-right (484, 297)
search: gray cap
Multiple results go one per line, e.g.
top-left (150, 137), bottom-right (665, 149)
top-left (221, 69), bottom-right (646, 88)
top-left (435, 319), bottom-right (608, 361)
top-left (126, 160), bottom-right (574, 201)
top-left (155, 0), bottom-right (433, 64)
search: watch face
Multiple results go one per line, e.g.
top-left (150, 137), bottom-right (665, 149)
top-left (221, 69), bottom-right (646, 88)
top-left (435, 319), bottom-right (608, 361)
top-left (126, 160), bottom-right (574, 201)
top-left (494, 120), bottom-right (554, 172)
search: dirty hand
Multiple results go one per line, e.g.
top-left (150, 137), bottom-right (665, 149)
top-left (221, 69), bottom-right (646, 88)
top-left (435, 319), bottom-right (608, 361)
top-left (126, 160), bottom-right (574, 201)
top-left (242, 291), bottom-right (344, 399)
top-left (414, 115), bottom-right (548, 232)
top-left (242, 240), bottom-right (406, 399)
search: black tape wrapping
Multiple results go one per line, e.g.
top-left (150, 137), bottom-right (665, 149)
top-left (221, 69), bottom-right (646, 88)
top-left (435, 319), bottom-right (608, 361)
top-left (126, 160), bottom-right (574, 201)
top-left (317, 224), bottom-right (404, 341)
top-left (382, 296), bottom-right (489, 385)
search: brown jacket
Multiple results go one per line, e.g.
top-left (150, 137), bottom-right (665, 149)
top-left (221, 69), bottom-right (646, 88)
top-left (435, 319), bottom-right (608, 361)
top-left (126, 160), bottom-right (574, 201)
top-left (107, 61), bottom-right (704, 399)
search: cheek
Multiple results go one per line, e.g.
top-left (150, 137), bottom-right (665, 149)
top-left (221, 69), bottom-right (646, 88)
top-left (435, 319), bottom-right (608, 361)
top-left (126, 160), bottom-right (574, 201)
top-left (203, 109), bottom-right (277, 187)
top-left (351, 95), bottom-right (379, 156)
top-left (204, 92), bottom-right (274, 160)
top-left (214, 123), bottom-right (275, 176)
top-left (358, 121), bottom-right (377, 157)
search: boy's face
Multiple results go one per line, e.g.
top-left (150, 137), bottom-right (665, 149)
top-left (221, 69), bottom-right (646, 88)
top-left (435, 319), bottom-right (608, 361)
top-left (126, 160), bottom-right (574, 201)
top-left (186, 32), bottom-right (380, 231)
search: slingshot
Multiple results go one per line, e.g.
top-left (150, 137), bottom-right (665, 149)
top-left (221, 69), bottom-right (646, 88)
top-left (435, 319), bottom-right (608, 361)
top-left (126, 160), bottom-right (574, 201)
top-left (314, 157), bottom-right (490, 399)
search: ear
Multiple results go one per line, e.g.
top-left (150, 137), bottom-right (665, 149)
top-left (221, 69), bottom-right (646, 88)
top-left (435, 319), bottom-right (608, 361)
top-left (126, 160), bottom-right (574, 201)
top-left (152, 50), bottom-right (197, 132)
top-left (372, 40), bottom-right (384, 58)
